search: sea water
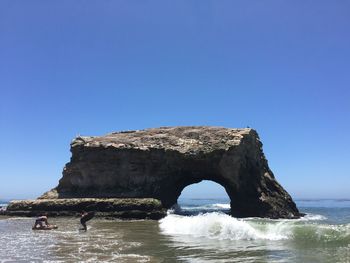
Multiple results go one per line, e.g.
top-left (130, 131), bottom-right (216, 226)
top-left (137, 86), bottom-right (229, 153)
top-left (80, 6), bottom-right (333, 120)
top-left (0, 199), bottom-right (349, 262)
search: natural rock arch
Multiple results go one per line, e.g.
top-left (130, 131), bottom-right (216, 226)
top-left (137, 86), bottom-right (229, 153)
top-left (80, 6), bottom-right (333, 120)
top-left (41, 126), bottom-right (300, 219)
top-left (177, 179), bottom-right (229, 201)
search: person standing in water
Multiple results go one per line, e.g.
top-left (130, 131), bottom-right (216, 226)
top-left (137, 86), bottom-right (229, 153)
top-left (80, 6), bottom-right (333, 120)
top-left (80, 211), bottom-right (94, 231)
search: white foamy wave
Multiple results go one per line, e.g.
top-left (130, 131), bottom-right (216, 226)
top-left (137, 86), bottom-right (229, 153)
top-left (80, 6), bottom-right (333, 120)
top-left (159, 213), bottom-right (290, 241)
top-left (212, 203), bottom-right (230, 209)
top-left (300, 213), bottom-right (327, 221)
top-left (177, 203), bottom-right (230, 212)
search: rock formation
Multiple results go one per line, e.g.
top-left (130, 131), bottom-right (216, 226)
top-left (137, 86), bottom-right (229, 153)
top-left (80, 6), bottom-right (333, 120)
top-left (5, 198), bottom-right (166, 219)
top-left (35, 126), bottom-right (300, 219)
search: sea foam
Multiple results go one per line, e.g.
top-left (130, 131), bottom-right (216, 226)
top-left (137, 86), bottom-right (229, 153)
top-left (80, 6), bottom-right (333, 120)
top-left (212, 203), bottom-right (230, 209)
top-left (159, 212), bottom-right (350, 243)
top-left (159, 212), bottom-right (290, 241)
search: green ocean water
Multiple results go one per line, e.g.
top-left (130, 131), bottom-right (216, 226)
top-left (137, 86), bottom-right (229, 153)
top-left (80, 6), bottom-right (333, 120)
top-left (0, 199), bottom-right (349, 262)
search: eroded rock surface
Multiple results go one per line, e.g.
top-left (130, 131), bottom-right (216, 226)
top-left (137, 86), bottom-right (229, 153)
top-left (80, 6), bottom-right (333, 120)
top-left (6, 198), bottom-right (166, 219)
top-left (39, 126), bottom-right (300, 219)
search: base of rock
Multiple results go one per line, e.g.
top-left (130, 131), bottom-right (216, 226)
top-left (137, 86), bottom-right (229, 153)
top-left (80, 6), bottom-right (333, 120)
top-left (4, 198), bottom-right (167, 220)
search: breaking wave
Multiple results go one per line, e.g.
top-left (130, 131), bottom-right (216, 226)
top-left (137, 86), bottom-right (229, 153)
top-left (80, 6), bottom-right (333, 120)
top-left (179, 203), bottom-right (230, 211)
top-left (159, 212), bottom-right (350, 244)
top-left (212, 203), bottom-right (230, 209)
top-left (171, 202), bottom-right (231, 216)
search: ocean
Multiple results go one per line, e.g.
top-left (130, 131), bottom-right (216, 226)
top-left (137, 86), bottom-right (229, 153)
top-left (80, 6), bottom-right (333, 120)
top-left (0, 198), bottom-right (349, 262)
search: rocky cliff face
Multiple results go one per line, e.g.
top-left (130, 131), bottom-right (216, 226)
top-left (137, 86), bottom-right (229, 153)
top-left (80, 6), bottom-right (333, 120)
top-left (40, 126), bottom-right (300, 219)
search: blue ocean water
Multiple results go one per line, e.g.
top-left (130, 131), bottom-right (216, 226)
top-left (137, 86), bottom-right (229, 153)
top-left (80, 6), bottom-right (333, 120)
top-left (0, 198), bottom-right (349, 262)
top-left (0, 200), bottom-right (9, 207)
top-left (176, 198), bottom-right (350, 224)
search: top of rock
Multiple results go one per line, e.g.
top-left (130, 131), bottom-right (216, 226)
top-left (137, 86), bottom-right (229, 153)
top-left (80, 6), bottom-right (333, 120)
top-left (72, 126), bottom-right (255, 153)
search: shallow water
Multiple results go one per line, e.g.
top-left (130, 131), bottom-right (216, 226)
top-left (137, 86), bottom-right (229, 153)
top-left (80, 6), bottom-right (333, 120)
top-left (0, 199), bottom-right (349, 262)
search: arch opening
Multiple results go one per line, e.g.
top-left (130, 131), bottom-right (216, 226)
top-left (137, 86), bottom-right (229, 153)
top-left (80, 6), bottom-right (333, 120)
top-left (171, 180), bottom-right (231, 216)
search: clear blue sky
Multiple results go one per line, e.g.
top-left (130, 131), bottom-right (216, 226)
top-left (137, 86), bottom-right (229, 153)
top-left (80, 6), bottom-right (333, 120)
top-left (1, 1), bottom-right (349, 200)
